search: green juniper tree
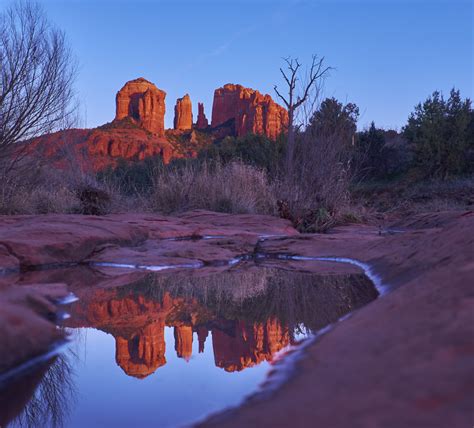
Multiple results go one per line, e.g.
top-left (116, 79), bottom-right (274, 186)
top-left (404, 88), bottom-right (473, 179)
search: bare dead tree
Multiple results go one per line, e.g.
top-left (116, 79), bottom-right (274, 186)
top-left (274, 55), bottom-right (331, 173)
top-left (0, 0), bottom-right (77, 177)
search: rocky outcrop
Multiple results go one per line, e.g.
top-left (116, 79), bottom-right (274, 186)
top-left (87, 127), bottom-right (172, 166)
top-left (211, 84), bottom-right (288, 139)
top-left (28, 127), bottom-right (173, 171)
top-left (115, 78), bottom-right (166, 136)
top-left (174, 94), bottom-right (193, 130)
top-left (196, 103), bottom-right (209, 129)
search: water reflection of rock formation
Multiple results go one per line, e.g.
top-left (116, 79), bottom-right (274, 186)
top-left (115, 321), bottom-right (167, 378)
top-left (66, 269), bottom-right (378, 377)
top-left (212, 319), bottom-right (290, 372)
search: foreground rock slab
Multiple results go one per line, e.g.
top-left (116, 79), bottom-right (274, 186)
top-left (198, 211), bottom-right (474, 428)
top-left (0, 211), bottom-right (297, 372)
top-left (0, 210), bottom-right (472, 428)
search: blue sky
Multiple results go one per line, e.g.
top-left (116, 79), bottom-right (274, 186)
top-left (4, 0), bottom-right (472, 130)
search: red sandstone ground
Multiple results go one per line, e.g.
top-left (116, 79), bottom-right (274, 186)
top-left (0, 210), bottom-right (472, 427)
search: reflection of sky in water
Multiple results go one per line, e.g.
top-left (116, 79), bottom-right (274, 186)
top-left (5, 269), bottom-right (379, 428)
top-left (68, 327), bottom-right (271, 428)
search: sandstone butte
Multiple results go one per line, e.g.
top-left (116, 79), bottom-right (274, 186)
top-left (196, 102), bottom-right (209, 129)
top-left (25, 78), bottom-right (289, 171)
top-left (211, 83), bottom-right (289, 140)
top-left (115, 77), bottom-right (166, 136)
top-left (173, 94), bottom-right (193, 130)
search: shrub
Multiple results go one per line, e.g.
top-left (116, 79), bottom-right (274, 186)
top-left (98, 156), bottom-right (163, 195)
top-left (403, 88), bottom-right (473, 179)
top-left (353, 124), bottom-right (413, 181)
top-left (274, 98), bottom-right (357, 232)
top-left (198, 134), bottom-right (285, 174)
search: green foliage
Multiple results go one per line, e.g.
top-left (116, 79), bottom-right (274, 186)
top-left (307, 97), bottom-right (359, 143)
top-left (198, 133), bottom-right (285, 174)
top-left (403, 88), bottom-right (473, 179)
top-left (354, 122), bottom-right (386, 180)
top-left (353, 122), bottom-right (411, 180)
top-left (98, 156), bottom-right (164, 195)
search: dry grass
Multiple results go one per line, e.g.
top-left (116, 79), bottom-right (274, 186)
top-left (351, 176), bottom-right (474, 215)
top-left (0, 156), bottom-right (126, 215)
top-left (150, 161), bottom-right (276, 215)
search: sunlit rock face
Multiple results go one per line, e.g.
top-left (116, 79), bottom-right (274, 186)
top-left (196, 102), bottom-right (209, 129)
top-left (87, 128), bottom-right (172, 166)
top-left (115, 77), bottom-right (166, 136)
top-left (174, 94), bottom-right (193, 131)
top-left (211, 84), bottom-right (288, 139)
top-left (212, 319), bottom-right (290, 372)
top-left (28, 127), bottom-right (173, 171)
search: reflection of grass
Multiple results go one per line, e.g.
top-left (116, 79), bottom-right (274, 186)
top-left (12, 348), bottom-right (77, 428)
top-left (116, 268), bottom-right (378, 334)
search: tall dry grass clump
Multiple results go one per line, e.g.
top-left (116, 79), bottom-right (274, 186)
top-left (150, 161), bottom-right (276, 215)
top-left (0, 145), bottom-right (125, 215)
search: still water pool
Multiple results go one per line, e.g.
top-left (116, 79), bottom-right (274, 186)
top-left (4, 266), bottom-right (378, 427)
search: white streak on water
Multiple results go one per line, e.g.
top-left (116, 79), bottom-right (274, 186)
top-left (288, 255), bottom-right (387, 295)
top-left (55, 292), bottom-right (79, 305)
top-left (92, 261), bottom-right (204, 272)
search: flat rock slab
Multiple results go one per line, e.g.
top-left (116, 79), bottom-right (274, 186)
top-left (0, 210), bottom-right (297, 271)
top-left (199, 211), bottom-right (474, 428)
top-left (0, 209), bottom-right (472, 428)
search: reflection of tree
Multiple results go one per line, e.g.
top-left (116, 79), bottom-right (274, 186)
top-left (116, 267), bottom-right (378, 335)
top-left (10, 348), bottom-right (77, 428)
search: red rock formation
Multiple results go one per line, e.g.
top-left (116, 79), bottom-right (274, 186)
top-left (87, 128), bottom-right (172, 166)
top-left (174, 325), bottom-right (193, 361)
top-left (212, 319), bottom-right (290, 372)
top-left (115, 77), bottom-right (166, 136)
top-left (173, 94), bottom-right (193, 130)
top-left (211, 84), bottom-right (288, 139)
top-left (196, 102), bottom-right (209, 129)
